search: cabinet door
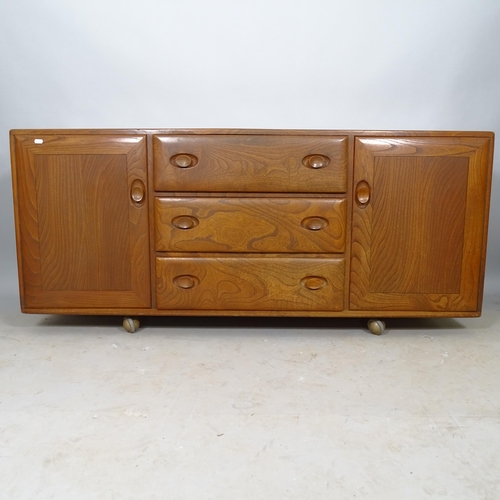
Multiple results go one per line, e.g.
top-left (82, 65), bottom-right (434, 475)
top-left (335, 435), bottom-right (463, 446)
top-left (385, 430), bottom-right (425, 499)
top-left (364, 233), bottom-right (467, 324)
top-left (350, 136), bottom-right (492, 312)
top-left (13, 134), bottom-right (150, 309)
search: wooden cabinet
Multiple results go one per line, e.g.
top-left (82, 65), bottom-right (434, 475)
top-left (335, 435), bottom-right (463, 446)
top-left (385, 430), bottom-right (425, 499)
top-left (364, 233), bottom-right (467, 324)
top-left (10, 129), bottom-right (494, 330)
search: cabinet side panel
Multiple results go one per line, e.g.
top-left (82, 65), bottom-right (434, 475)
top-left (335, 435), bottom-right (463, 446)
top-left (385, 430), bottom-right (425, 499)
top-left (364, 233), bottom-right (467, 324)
top-left (11, 133), bottom-right (26, 307)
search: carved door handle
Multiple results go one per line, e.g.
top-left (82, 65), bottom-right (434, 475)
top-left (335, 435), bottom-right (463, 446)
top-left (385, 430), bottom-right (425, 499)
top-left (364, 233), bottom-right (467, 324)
top-left (173, 275), bottom-right (200, 289)
top-left (172, 215), bottom-right (199, 230)
top-left (170, 154), bottom-right (198, 168)
top-left (301, 276), bottom-right (327, 290)
top-left (355, 181), bottom-right (371, 208)
top-left (302, 154), bottom-right (330, 169)
top-left (131, 179), bottom-right (145, 204)
top-left (301, 216), bottom-right (329, 231)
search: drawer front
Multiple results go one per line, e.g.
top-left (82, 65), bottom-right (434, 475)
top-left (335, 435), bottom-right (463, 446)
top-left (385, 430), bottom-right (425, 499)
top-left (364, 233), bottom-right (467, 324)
top-left (153, 135), bottom-right (348, 193)
top-left (155, 197), bottom-right (346, 253)
top-left (156, 256), bottom-right (345, 311)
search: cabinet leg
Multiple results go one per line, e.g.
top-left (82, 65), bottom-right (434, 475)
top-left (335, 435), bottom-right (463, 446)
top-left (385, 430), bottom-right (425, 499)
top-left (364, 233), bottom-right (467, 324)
top-left (367, 319), bottom-right (385, 335)
top-left (123, 317), bottom-right (140, 333)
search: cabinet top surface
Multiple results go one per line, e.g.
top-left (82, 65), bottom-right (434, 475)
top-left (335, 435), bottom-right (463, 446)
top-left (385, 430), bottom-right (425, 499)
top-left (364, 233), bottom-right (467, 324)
top-left (9, 128), bottom-right (495, 138)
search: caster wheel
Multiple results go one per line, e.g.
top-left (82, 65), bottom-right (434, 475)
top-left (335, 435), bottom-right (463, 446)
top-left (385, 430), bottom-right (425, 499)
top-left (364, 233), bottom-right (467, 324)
top-left (367, 319), bottom-right (385, 335)
top-left (123, 317), bottom-right (140, 333)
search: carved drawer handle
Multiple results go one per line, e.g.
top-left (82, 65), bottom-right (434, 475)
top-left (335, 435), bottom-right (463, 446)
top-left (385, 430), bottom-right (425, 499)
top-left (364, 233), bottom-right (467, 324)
top-left (300, 276), bottom-right (327, 290)
top-left (131, 179), bottom-right (145, 204)
top-left (172, 215), bottom-right (199, 230)
top-left (173, 275), bottom-right (200, 289)
top-left (302, 154), bottom-right (330, 169)
top-left (301, 216), bottom-right (329, 231)
top-left (355, 180), bottom-right (371, 208)
top-left (170, 153), bottom-right (198, 168)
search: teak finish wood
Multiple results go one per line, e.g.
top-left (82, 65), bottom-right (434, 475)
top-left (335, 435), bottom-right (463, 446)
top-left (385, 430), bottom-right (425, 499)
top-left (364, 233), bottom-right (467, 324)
top-left (155, 197), bottom-right (346, 253)
top-left (10, 129), bottom-right (494, 322)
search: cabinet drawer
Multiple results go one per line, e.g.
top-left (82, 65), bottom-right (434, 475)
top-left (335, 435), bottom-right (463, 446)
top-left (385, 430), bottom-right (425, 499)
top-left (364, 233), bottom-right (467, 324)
top-left (153, 135), bottom-right (348, 193)
top-left (156, 255), bottom-right (344, 311)
top-left (155, 197), bottom-right (346, 253)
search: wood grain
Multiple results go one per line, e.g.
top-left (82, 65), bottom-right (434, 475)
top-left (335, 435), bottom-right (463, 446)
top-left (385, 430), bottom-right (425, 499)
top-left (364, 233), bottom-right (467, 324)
top-left (155, 197), bottom-right (346, 253)
top-left (35, 154), bottom-right (131, 291)
top-left (350, 137), bottom-right (491, 311)
top-left (153, 135), bottom-right (348, 193)
top-left (13, 134), bottom-right (151, 308)
top-left (156, 255), bottom-right (345, 311)
top-left (11, 129), bottom-right (494, 138)
top-left (9, 129), bottom-right (494, 320)
top-left (17, 306), bottom-right (483, 318)
top-left (370, 156), bottom-right (467, 294)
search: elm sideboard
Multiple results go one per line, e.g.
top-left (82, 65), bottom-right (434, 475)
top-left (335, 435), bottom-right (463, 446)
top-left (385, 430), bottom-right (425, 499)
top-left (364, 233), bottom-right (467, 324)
top-left (10, 129), bottom-right (494, 334)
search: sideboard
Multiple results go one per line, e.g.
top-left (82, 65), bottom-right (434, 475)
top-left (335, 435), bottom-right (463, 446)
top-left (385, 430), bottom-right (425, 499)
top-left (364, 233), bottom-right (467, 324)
top-left (10, 129), bottom-right (494, 334)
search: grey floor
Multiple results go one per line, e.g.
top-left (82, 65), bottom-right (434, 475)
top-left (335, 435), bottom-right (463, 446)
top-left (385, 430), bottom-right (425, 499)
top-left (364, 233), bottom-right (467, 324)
top-left (1, 290), bottom-right (500, 500)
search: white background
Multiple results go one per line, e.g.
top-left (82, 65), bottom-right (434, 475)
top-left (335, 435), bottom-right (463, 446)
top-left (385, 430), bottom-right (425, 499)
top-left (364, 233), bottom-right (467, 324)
top-left (1, 0), bottom-right (499, 293)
